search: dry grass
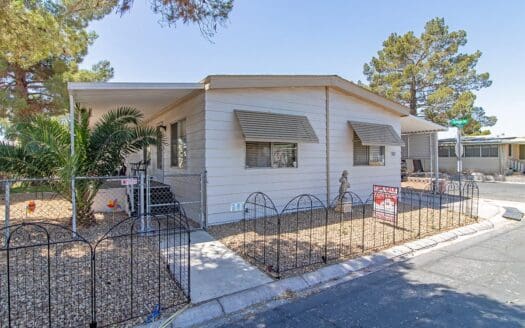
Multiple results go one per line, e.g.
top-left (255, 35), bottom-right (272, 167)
top-left (0, 193), bottom-right (189, 328)
top-left (209, 203), bottom-right (479, 279)
top-left (401, 181), bottom-right (430, 190)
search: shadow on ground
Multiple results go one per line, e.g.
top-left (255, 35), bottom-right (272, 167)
top-left (219, 259), bottom-right (525, 328)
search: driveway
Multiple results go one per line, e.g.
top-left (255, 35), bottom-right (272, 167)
top-left (213, 221), bottom-right (525, 327)
top-left (478, 182), bottom-right (525, 202)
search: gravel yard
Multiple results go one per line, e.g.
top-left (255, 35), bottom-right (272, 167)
top-left (208, 202), bottom-right (478, 279)
top-left (0, 192), bottom-right (189, 328)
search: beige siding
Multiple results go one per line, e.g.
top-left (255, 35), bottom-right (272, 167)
top-left (205, 87), bottom-right (327, 224)
top-left (205, 87), bottom-right (403, 225)
top-left (438, 144), bottom-right (505, 174)
top-left (328, 88), bottom-right (401, 203)
top-left (147, 92), bottom-right (206, 222)
top-left (148, 92), bottom-right (206, 175)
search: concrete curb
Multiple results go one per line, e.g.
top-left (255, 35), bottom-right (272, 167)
top-left (167, 216), bottom-right (506, 327)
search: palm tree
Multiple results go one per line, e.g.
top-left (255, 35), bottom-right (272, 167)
top-left (0, 105), bottom-right (162, 225)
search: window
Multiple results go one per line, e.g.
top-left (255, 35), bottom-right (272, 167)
top-left (481, 145), bottom-right (498, 157)
top-left (508, 144), bottom-right (512, 156)
top-left (156, 127), bottom-right (163, 170)
top-left (464, 145), bottom-right (480, 157)
top-left (170, 119), bottom-right (187, 168)
top-left (353, 133), bottom-right (385, 166)
top-left (438, 146), bottom-right (453, 157)
top-left (245, 142), bottom-right (297, 168)
top-left (272, 143), bottom-right (297, 168)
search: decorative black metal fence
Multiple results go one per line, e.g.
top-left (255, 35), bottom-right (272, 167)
top-left (0, 208), bottom-right (190, 328)
top-left (242, 181), bottom-right (479, 278)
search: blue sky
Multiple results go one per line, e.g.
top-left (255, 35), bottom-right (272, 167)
top-left (81, 0), bottom-right (525, 136)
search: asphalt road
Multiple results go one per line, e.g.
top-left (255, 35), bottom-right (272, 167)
top-left (477, 182), bottom-right (525, 202)
top-left (215, 221), bottom-right (525, 328)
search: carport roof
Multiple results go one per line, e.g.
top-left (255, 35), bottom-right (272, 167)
top-left (439, 136), bottom-right (525, 145)
top-left (68, 82), bottom-right (204, 123)
top-left (401, 115), bottom-right (447, 134)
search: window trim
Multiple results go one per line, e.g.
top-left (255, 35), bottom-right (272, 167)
top-left (245, 141), bottom-right (299, 169)
top-left (170, 118), bottom-right (187, 169)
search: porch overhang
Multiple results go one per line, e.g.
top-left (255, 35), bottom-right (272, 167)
top-left (67, 82), bottom-right (205, 123)
top-left (401, 115), bottom-right (447, 134)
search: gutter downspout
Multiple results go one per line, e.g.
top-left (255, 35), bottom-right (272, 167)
top-left (325, 87), bottom-right (330, 206)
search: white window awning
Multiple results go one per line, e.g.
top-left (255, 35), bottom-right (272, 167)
top-left (348, 121), bottom-right (405, 146)
top-left (235, 110), bottom-right (319, 143)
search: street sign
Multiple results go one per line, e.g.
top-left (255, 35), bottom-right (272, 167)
top-left (449, 118), bottom-right (469, 127)
top-left (455, 141), bottom-right (463, 157)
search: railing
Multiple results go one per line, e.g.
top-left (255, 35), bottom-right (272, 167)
top-left (508, 158), bottom-right (524, 173)
top-left (0, 210), bottom-right (191, 328)
top-left (0, 175), bottom-right (191, 327)
top-left (241, 181), bottom-right (479, 278)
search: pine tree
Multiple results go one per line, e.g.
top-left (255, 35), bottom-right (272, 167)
top-left (363, 18), bottom-right (495, 135)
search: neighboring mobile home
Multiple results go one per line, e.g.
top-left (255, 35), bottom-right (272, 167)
top-left (439, 136), bottom-right (525, 175)
top-left (68, 75), bottom-right (445, 226)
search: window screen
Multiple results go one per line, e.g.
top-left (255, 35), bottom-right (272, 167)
top-left (272, 143), bottom-right (297, 168)
top-left (464, 145), bottom-right (480, 157)
top-left (353, 132), bottom-right (385, 166)
top-left (481, 145), bottom-right (498, 157)
top-left (438, 146), bottom-right (451, 157)
top-left (246, 142), bottom-right (271, 168)
top-left (246, 142), bottom-right (298, 168)
top-left (156, 127), bottom-right (163, 169)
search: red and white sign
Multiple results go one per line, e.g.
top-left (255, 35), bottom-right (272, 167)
top-left (373, 185), bottom-right (399, 222)
top-left (120, 178), bottom-right (138, 186)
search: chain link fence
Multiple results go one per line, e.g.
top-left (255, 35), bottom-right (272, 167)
top-left (0, 174), bottom-right (197, 327)
top-left (159, 173), bottom-right (206, 228)
top-left (1, 171), bottom-right (207, 233)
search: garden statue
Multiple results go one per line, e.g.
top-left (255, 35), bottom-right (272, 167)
top-left (338, 170), bottom-right (350, 199)
top-left (336, 170), bottom-right (352, 213)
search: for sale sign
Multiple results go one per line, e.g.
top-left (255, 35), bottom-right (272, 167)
top-left (120, 178), bottom-right (138, 186)
top-left (373, 185), bottom-right (399, 222)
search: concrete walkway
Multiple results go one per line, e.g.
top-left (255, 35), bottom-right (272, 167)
top-left (188, 230), bottom-right (272, 303)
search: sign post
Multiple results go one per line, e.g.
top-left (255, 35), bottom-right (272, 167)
top-left (449, 118), bottom-right (469, 175)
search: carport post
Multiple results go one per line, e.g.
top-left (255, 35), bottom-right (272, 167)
top-left (3, 180), bottom-right (10, 246)
top-left (69, 93), bottom-right (77, 233)
top-left (434, 133), bottom-right (439, 187)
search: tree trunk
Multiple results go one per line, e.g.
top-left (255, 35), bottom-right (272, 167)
top-left (74, 181), bottom-right (99, 226)
top-left (76, 197), bottom-right (96, 226)
top-left (409, 78), bottom-right (417, 115)
top-left (13, 66), bottom-right (32, 119)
